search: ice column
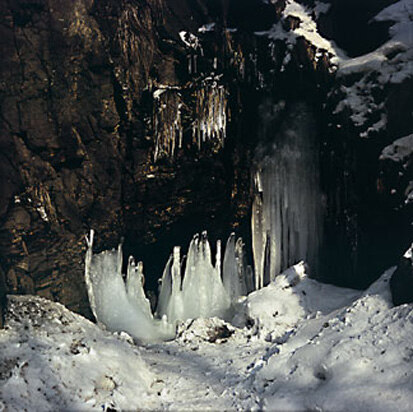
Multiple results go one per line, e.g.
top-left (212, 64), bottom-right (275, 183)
top-left (222, 234), bottom-right (248, 301)
top-left (252, 102), bottom-right (323, 287)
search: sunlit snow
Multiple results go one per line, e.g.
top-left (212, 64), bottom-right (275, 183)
top-left (1, 264), bottom-right (412, 411)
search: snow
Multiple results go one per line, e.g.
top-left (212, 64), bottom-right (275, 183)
top-left (254, 269), bottom-right (413, 412)
top-left (198, 23), bottom-right (216, 33)
top-left (380, 134), bottom-right (413, 165)
top-left (1, 264), bottom-right (412, 411)
top-left (0, 295), bottom-right (160, 411)
top-left (263, 0), bottom-right (345, 65)
top-left (179, 31), bottom-right (201, 49)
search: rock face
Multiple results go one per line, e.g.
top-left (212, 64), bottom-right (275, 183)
top-left (0, 0), bottom-right (263, 315)
top-left (0, 0), bottom-right (411, 317)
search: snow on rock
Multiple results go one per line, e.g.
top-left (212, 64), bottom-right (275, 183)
top-left (0, 295), bottom-right (160, 411)
top-left (380, 134), bottom-right (413, 204)
top-left (334, 0), bottom-right (413, 134)
top-left (233, 262), bottom-right (361, 342)
top-left (380, 134), bottom-right (413, 166)
top-left (253, 268), bottom-right (413, 412)
top-left (175, 317), bottom-right (236, 347)
top-left (262, 0), bottom-right (345, 65)
top-left (262, 0), bottom-right (412, 135)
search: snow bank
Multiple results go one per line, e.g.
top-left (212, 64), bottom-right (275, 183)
top-left (252, 268), bottom-right (413, 412)
top-left (233, 262), bottom-right (360, 342)
top-left (0, 295), bottom-right (160, 411)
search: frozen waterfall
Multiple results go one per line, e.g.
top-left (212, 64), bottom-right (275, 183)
top-left (85, 230), bottom-right (252, 342)
top-left (252, 102), bottom-right (323, 288)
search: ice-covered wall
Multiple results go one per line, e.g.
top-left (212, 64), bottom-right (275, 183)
top-left (252, 102), bottom-right (323, 288)
top-left (85, 231), bottom-right (252, 342)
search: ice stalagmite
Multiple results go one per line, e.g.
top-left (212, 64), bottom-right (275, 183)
top-left (252, 102), bottom-right (323, 287)
top-left (126, 258), bottom-right (153, 320)
top-left (222, 234), bottom-right (248, 301)
top-left (86, 231), bottom-right (253, 342)
top-left (164, 247), bottom-right (184, 323)
top-left (181, 232), bottom-right (231, 320)
top-left (156, 254), bottom-right (173, 319)
top-left (84, 231), bottom-right (175, 342)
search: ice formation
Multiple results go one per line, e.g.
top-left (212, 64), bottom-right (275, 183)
top-left (84, 230), bottom-right (175, 342)
top-left (252, 103), bottom-right (323, 288)
top-left (156, 232), bottom-right (253, 323)
top-left (85, 230), bottom-right (252, 342)
top-left (152, 80), bottom-right (227, 161)
top-left (153, 88), bottom-right (183, 162)
top-left (192, 80), bottom-right (227, 150)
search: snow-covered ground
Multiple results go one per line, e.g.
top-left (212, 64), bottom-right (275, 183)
top-left (1, 263), bottom-right (412, 411)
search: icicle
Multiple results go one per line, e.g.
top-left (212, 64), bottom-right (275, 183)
top-left (192, 79), bottom-right (227, 151)
top-left (235, 237), bottom-right (248, 296)
top-left (193, 54), bottom-right (198, 74)
top-left (252, 193), bottom-right (266, 289)
top-left (153, 89), bottom-right (183, 162)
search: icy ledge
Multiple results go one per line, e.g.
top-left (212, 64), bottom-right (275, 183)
top-left (85, 230), bottom-right (253, 342)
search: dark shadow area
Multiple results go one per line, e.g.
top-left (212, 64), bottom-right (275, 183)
top-left (317, 0), bottom-right (394, 57)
